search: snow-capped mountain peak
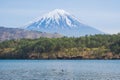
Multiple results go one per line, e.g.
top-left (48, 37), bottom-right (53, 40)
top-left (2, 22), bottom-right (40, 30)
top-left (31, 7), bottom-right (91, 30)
top-left (39, 9), bottom-right (78, 27)
top-left (24, 9), bottom-right (104, 37)
top-left (43, 9), bottom-right (70, 19)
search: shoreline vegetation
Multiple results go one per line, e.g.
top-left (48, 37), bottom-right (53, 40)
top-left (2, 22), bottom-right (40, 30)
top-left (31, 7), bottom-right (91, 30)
top-left (0, 34), bottom-right (120, 59)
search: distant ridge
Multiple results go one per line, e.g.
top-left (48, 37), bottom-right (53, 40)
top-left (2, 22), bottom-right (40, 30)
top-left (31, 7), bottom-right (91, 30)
top-left (0, 26), bottom-right (62, 41)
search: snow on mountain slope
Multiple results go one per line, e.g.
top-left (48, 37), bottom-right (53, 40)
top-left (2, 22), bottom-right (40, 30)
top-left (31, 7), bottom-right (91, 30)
top-left (24, 9), bottom-right (104, 37)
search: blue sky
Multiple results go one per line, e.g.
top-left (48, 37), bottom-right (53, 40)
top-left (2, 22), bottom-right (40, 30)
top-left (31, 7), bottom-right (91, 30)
top-left (0, 0), bottom-right (120, 34)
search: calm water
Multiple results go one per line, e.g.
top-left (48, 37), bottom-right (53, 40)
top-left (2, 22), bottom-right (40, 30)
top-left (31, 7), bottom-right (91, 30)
top-left (0, 60), bottom-right (120, 80)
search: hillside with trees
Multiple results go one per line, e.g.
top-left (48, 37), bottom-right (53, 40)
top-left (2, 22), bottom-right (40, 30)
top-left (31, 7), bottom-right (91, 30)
top-left (0, 33), bottom-right (120, 59)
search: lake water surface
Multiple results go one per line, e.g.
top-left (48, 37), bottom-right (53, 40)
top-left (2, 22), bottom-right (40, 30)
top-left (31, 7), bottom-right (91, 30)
top-left (0, 60), bottom-right (120, 80)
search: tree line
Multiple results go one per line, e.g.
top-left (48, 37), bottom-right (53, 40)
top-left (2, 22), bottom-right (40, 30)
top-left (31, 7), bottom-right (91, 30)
top-left (0, 33), bottom-right (120, 59)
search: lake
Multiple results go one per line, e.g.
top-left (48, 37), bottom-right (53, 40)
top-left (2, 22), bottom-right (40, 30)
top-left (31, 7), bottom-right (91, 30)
top-left (0, 60), bottom-right (120, 80)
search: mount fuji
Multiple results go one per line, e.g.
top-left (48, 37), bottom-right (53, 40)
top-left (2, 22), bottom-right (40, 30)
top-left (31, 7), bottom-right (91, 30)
top-left (24, 9), bottom-right (104, 37)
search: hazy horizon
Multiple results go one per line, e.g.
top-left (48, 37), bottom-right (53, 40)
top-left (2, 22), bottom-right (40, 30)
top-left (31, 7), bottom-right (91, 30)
top-left (0, 0), bottom-right (120, 34)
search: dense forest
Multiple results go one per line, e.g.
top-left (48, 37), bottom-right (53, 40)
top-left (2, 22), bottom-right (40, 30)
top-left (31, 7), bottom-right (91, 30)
top-left (0, 33), bottom-right (120, 59)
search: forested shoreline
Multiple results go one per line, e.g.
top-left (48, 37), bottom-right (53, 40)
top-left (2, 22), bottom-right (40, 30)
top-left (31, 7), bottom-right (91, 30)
top-left (0, 34), bottom-right (120, 59)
